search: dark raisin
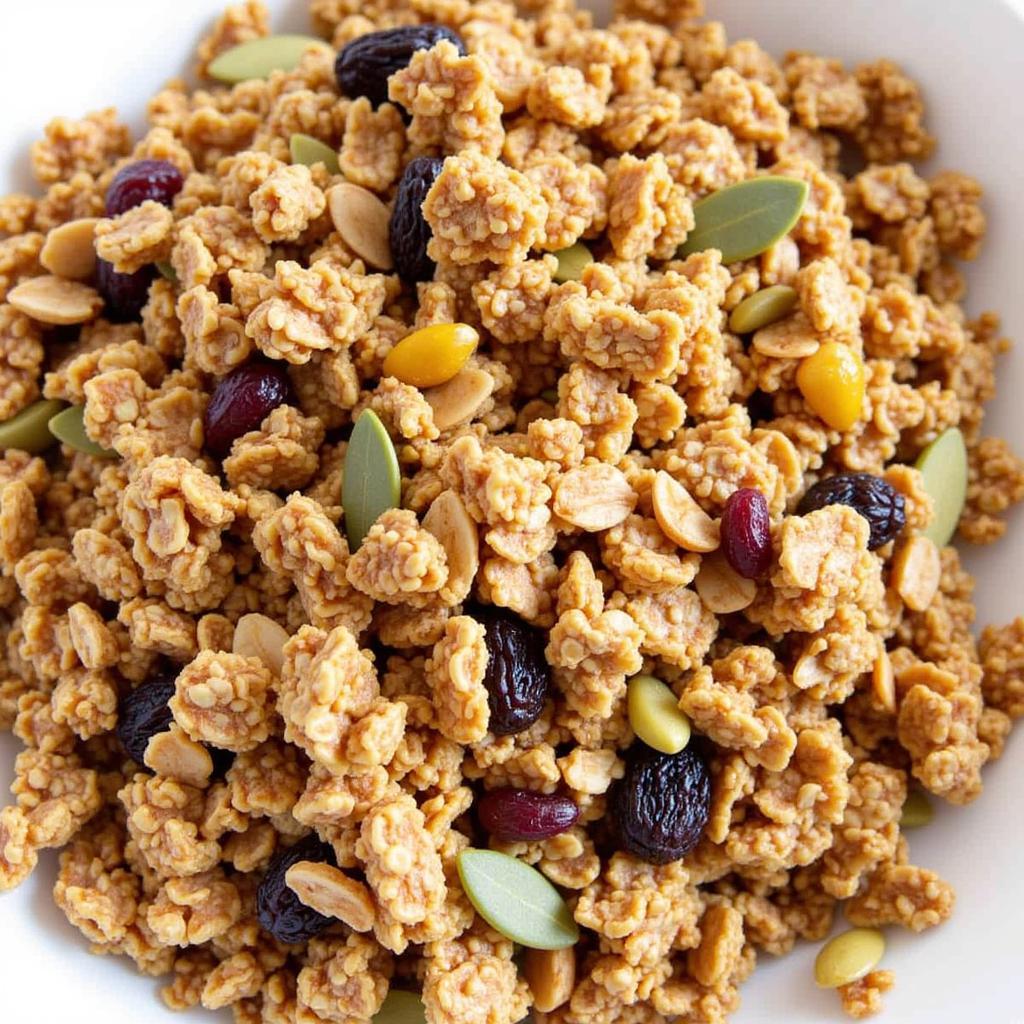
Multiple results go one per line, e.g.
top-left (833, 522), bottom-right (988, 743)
top-left (256, 834), bottom-right (337, 944)
top-left (204, 362), bottom-right (292, 457)
top-left (746, 389), bottom-right (776, 426)
top-left (335, 25), bottom-right (466, 107)
top-left (720, 487), bottom-right (772, 579)
top-left (797, 473), bottom-right (906, 550)
top-left (478, 788), bottom-right (579, 842)
top-left (610, 744), bottom-right (711, 864)
top-left (471, 604), bottom-right (550, 736)
top-left (116, 675), bottom-right (175, 764)
top-left (389, 156), bottom-right (444, 283)
top-left (105, 159), bottom-right (185, 216)
top-left (97, 258), bottom-right (156, 323)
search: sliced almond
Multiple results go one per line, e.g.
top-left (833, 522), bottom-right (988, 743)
top-left (792, 637), bottom-right (829, 690)
top-left (553, 463), bottom-right (637, 532)
top-left (891, 534), bottom-right (941, 612)
top-left (751, 318), bottom-right (820, 359)
top-left (425, 367), bottom-right (495, 431)
top-left (651, 471), bottom-right (720, 552)
top-left (232, 612), bottom-right (289, 675)
top-left (144, 725), bottom-right (214, 788)
top-left (40, 218), bottom-right (99, 280)
top-left (7, 275), bottom-right (103, 325)
top-left (871, 643), bottom-right (896, 713)
top-left (695, 551), bottom-right (756, 614)
top-left (423, 489), bottom-right (479, 605)
top-left (327, 182), bottom-right (394, 271)
top-left (525, 946), bottom-right (576, 1013)
top-left (285, 860), bottom-right (376, 932)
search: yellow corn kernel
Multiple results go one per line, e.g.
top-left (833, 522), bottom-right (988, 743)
top-left (382, 323), bottom-right (479, 388)
top-left (795, 340), bottom-right (865, 432)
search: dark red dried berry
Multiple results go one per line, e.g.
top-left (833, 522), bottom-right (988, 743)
top-left (477, 788), bottom-right (579, 842)
top-left (797, 473), bottom-right (906, 550)
top-left (105, 159), bottom-right (184, 216)
top-left (389, 155), bottom-right (444, 283)
top-left (97, 259), bottom-right (156, 323)
top-left (335, 25), bottom-right (466, 107)
top-left (116, 675), bottom-right (175, 764)
top-left (256, 834), bottom-right (337, 944)
top-left (204, 362), bottom-right (292, 457)
top-left (720, 487), bottom-right (772, 579)
top-left (611, 744), bottom-right (710, 864)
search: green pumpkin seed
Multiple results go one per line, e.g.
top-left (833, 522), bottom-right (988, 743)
top-left (373, 990), bottom-right (425, 1024)
top-left (48, 405), bottom-right (115, 458)
top-left (627, 674), bottom-right (691, 755)
top-left (540, 388), bottom-right (559, 404)
top-left (814, 928), bottom-right (885, 989)
top-left (208, 35), bottom-right (327, 84)
top-left (155, 260), bottom-right (178, 284)
top-left (456, 848), bottom-right (579, 950)
top-left (678, 176), bottom-right (809, 265)
top-left (728, 284), bottom-right (798, 334)
top-left (915, 427), bottom-right (968, 547)
top-left (552, 243), bottom-right (593, 284)
top-left (342, 409), bottom-right (401, 550)
top-left (290, 133), bottom-right (340, 174)
top-left (0, 399), bottom-right (66, 454)
top-left (900, 789), bottom-right (934, 829)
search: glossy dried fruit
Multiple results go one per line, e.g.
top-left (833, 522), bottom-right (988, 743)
top-left (335, 25), bottom-right (466, 107)
top-left (389, 155), bottom-right (445, 283)
top-left (204, 361), bottom-right (292, 457)
top-left (611, 744), bottom-right (711, 864)
top-left (796, 340), bottom-right (866, 432)
top-left (116, 675), bottom-right (176, 764)
top-left (797, 473), bottom-right (906, 550)
top-left (257, 833), bottom-right (338, 944)
top-left (382, 322), bottom-right (479, 388)
top-left (477, 788), bottom-right (579, 842)
top-left (720, 488), bottom-right (772, 579)
top-left (96, 258), bottom-right (156, 323)
top-left (472, 604), bottom-right (550, 736)
top-left (105, 159), bottom-right (184, 216)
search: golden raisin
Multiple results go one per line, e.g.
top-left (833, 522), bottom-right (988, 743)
top-left (382, 323), bottom-right (479, 388)
top-left (795, 340), bottom-right (866, 432)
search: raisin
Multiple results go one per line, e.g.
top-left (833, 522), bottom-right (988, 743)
top-left (116, 675), bottom-right (175, 764)
top-left (204, 361), bottom-right (292, 457)
top-left (335, 25), bottom-right (466, 107)
top-left (471, 604), bottom-right (550, 736)
top-left (105, 159), bottom-right (185, 216)
top-left (720, 487), bottom-right (772, 579)
top-left (389, 156), bottom-right (444, 283)
top-left (256, 833), bottom-right (337, 944)
top-left (797, 473), bottom-right (906, 550)
top-left (97, 258), bottom-right (156, 323)
top-left (610, 744), bottom-right (711, 864)
top-left (477, 788), bottom-right (579, 842)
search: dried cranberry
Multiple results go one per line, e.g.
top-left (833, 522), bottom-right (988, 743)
top-left (335, 25), bottom-right (466, 108)
top-left (611, 745), bottom-right (710, 864)
top-left (204, 362), bottom-right (292, 457)
top-left (116, 675), bottom-right (175, 764)
top-left (97, 258), bottom-right (156, 323)
top-left (472, 605), bottom-right (550, 736)
top-left (389, 156), bottom-right (444, 283)
top-left (256, 834), bottom-right (337, 944)
top-left (797, 473), bottom-right (906, 550)
top-left (105, 159), bottom-right (184, 216)
top-left (478, 788), bottom-right (579, 842)
top-left (720, 487), bottom-right (772, 579)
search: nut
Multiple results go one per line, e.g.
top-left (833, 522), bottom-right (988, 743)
top-left (232, 613), bottom-right (289, 676)
top-left (7, 275), bottom-right (103, 325)
top-left (751, 319), bottom-right (820, 358)
top-left (425, 367), bottom-right (495, 431)
top-left (553, 463), bottom-right (637, 532)
top-left (39, 218), bottom-right (99, 280)
top-left (651, 470), bottom-right (720, 552)
top-left (284, 860), bottom-right (376, 932)
top-left (871, 643), bottom-right (896, 713)
top-left (144, 724), bottom-right (214, 788)
top-left (694, 551), bottom-right (756, 613)
top-left (422, 489), bottom-right (479, 605)
top-left (524, 946), bottom-right (576, 1013)
top-left (891, 534), bottom-right (941, 612)
top-left (327, 182), bottom-right (394, 271)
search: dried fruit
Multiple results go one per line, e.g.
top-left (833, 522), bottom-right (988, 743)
top-left (389, 155), bottom-right (444, 283)
top-left (456, 848), bottom-right (579, 949)
top-left (728, 284), bottom-right (798, 334)
top-left (289, 133), bottom-right (340, 174)
top-left (796, 340), bottom-right (866, 432)
top-left (203, 361), bottom-right (292, 457)
top-left (116, 675), bottom-right (176, 764)
top-left (7, 275), bottom-right (103, 325)
top-left (627, 675), bottom-right (691, 755)
top-left (797, 473), bottom-right (906, 550)
top-left (477, 788), bottom-right (580, 842)
top-left (473, 604), bottom-right (550, 736)
top-left (105, 159), bottom-right (184, 216)
top-left (342, 409), bottom-right (401, 550)
top-left (335, 25), bottom-right (466, 107)
top-left (326, 182), bottom-right (394, 271)
top-left (382, 322), bottom-right (479, 388)
top-left (48, 405), bottom-right (115, 458)
top-left (720, 488), bottom-right (772, 579)
top-left (373, 991), bottom-right (425, 1024)
top-left (611, 744), bottom-right (711, 864)
top-left (40, 218), bottom-right (99, 280)
top-left (96, 258), bottom-right (156, 323)
top-left (0, 399), bottom-right (65, 454)
top-left (208, 35), bottom-right (327, 84)
top-left (814, 928), bottom-right (886, 989)
top-left (552, 243), bottom-right (593, 283)
top-left (256, 833), bottom-right (338, 944)
top-left (915, 426), bottom-right (968, 547)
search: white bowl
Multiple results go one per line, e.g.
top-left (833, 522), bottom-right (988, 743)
top-left (1, 1), bottom-right (1021, 1021)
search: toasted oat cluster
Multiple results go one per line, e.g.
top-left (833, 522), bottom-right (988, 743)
top-left (0, 1), bottom-right (1022, 1022)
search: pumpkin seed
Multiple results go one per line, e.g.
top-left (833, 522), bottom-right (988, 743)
top-left (342, 409), bottom-right (401, 550)
top-left (0, 399), bottom-right (65, 454)
top-left (900, 789), bottom-right (934, 829)
top-left (552, 243), bottom-right (593, 283)
top-left (48, 405), bottom-right (115, 458)
top-left (156, 260), bottom-right (178, 284)
top-left (290, 133), bottom-right (341, 175)
top-left (540, 388), bottom-right (559, 403)
top-left (915, 426), bottom-right (968, 547)
top-left (678, 176), bottom-right (809, 264)
top-left (627, 674), bottom-right (691, 755)
top-left (728, 284), bottom-right (798, 334)
top-left (373, 990), bottom-right (425, 1024)
top-left (814, 928), bottom-right (885, 989)
top-left (456, 848), bottom-right (579, 950)
top-left (207, 35), bottom-right (327, 84)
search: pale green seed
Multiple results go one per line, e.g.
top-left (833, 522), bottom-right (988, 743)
top-left (342, 409), bottom-right (401, 550)
top-left (456, 848), bottom-right (579, 950)
top-left (290, 133), bottom-right (340, 175)
top-left (553, 243), bottom-right (593, 283)
top-left (627, 675), bottom-right (691, 755)
top-left (900, 789), bottom-right (934, 829)
top-left (728, 284), bottom-right (798, 334)
top-left (208, 35), bottom-right (327, 84)
top-left (679, 176), bottom-right (809, 264)
top-left (373, 990), bottom-right (425, 1024)
top-left (915, 427), bottom-right (968, 547)
top-left (155, 261), bottom-right (178, 284)
top-left (0, 399), bottom-right (66, 454)
top-left (48, 405), bottom-right (115, 458)
top-left (814, 928), bottom-right (885, 989)
top-left (540, 388), bottom-right (559, 404)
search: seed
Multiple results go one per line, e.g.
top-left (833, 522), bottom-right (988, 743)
top-left (728, 284), bottom-right (798, 334)
top-left (382, 323), bottom-right (479, 388)
top-left (891, 534), bottom-right (941, 612)
top-left (651, 470), bottom-right (719, 553)
top-left (553, 463), bottom-right (637, 532)
top-left (327, 182), bottom-right (394, 271)
top-left (814, 928), bottom-right (886, 989)
top-left (915, 427), bottom-right (968, 547)
top-left (232, 613), bottom-right (289, 675)
top-left (342, 409), bottom-right (401, 550)
top-left (424, 367), bottom-right (495, 431)
top-left (797, 473), bottom-right (906, 550)
top-left (552, 242), bottom-right (593, 283)
top-left (204, 361), bottom-right (292, 457)
top-left (47, 405), bottom-right (115, 458)
top-left (373, 991), bottom-right (425, 1024)
top-left (627, 675), bottom-right (692, 755)
top-left (524, 947), bottom-right (576, 1013)
top-left (289, 133), bottom-right (340, 174)
top-left (478, 788), bottom-right (579, 842)
top-left (284, 860), bottom-right (376, 932)
top-left (7, 275), bottom-right (103, 325)
top-left (720, 488), bottom-right (772, 579)
top-left (105, 159), bottom-right (184, 216)
top-left (40, 218), bottom-right (99, 280)
top-left (900, 789), bottom-right (934, 829)
top-left (422, 489), bottom-right (478, 605)
top-left (207, 35), bottom-right (328, 83)
top-left (0, 399), bottom-right (65, 454)
top-left (155, 260), bottom-right (178, 284)
top-left (796, 340), bottom-right (866, 432)
top-left (695, 550), bottom-right (757, 613)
